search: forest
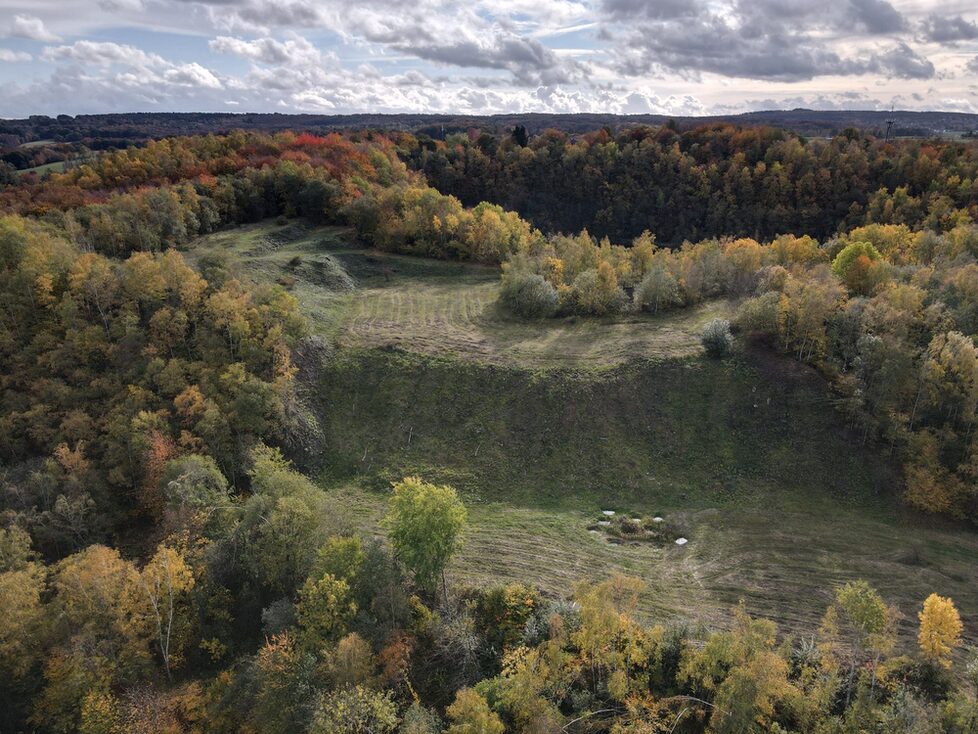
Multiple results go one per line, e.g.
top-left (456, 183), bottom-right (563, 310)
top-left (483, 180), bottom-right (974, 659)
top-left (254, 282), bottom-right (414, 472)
top-left (411, 125), bottom-right (978, 243)
top-left (1, 125), bottom-right (977, 733)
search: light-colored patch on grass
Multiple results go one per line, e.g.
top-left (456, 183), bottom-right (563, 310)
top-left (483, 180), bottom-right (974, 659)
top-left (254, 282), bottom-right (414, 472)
top-left (17, 139), bottom-right (56, 149)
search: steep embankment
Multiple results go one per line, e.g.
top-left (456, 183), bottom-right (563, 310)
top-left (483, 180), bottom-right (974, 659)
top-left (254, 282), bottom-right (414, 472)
top-left (312, 348), bottom-right (888, 510)
top-left (308, 347), bottom-right (978, 642)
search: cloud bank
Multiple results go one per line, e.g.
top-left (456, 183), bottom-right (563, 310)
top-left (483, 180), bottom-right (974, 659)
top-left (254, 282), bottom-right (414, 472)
top-left (0, 0), bottom-right (975, 116)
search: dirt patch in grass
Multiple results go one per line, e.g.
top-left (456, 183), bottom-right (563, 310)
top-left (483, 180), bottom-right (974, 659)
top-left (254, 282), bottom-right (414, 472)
top-left (587, 512), bottom-right (689, 546)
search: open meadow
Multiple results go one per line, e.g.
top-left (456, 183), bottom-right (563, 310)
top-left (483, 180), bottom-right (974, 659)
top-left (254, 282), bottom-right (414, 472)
top-left (188, 220), bottom-right (735, 367)
top-left (188, 220), bottom-right (978, 648)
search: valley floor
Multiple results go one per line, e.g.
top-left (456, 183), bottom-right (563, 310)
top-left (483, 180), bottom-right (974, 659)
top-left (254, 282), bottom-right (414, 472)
top-left (189, 220), bottom-right (978, 650)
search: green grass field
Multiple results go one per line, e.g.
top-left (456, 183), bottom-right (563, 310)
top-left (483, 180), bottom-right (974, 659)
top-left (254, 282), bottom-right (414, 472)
top-left (189, 220), bottom-right (978, 646)
top-left (15, 160), bottom-right (67, 177)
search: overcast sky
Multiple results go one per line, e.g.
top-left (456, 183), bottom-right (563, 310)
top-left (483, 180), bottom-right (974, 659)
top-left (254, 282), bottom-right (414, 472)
top-left (0, 0), bottom-right (977, 117)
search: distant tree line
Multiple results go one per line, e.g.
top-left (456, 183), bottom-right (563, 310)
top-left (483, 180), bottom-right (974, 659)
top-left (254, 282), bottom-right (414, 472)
top-left (408, 125), bottom-right (978, 243)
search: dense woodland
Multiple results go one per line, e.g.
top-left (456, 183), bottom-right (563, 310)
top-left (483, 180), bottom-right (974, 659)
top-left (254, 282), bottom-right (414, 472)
top-left (1, 126), bottom-right (978, 732)
top-left (411, 125), bottom-right (978, 243)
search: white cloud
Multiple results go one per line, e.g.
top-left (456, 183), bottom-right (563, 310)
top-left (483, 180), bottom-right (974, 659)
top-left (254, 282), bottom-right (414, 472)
top-left (0, 0), bottom-right (976, 116)
top-left (0, 48), bottom-right (32, 62)
top-left (9, 14), bottom-right (61, 42)
top-left (209, 35), bottom-right (328, 66)
top-left (41, 41), bottom-right (165, 67)
top-left (98, 0), bottom-right (145, 10)
top-left (164, 62), bottom-right (223, 88)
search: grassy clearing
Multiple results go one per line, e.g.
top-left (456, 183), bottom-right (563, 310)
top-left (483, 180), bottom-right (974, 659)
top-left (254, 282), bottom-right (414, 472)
top-left (330, 482), bottom-right (978, 642)
top-left (15, 160), bottom-right (67, 177)
top-left (186, 221), bottom-right (357, 338)
top-left (188, 219), bottom-right (734, 367)
top-left (341, 287), bottom-right (731, 366)
top-left (189, 219), bottom-right (978, 646)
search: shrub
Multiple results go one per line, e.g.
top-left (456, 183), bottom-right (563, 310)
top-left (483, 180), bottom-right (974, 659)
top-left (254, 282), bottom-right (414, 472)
top-left (309, 685), bottom-right (398, 734)
top-left (499, 271), bottom-right (559, 318)
top-left (569, 262), bottom-right (626, 316)
top-left (400, 703), bottom-right (442, 734)
top-left (446, 688), bottom-right (504, 734)
top-left (701, 318), bottom-right (734, 358)
top-left (634, 265), bottom-right (682, 313)
top-left (831, 240), bottom-right (882, 294)
top-left (735, 292), bottom-right (780, 335)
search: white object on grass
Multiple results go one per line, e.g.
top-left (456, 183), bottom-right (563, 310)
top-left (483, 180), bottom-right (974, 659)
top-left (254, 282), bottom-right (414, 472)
top-left (675, 537), bottom-right (688, 546)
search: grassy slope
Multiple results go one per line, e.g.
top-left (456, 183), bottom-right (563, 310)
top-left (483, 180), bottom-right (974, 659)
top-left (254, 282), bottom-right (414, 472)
top-left (189, 220), bottom-right (978, 644)
top-left (317, 350), bottom-right (977, 640)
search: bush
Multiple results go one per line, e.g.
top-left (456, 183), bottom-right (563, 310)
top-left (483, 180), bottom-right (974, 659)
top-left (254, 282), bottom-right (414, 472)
top-left (701, 318), bottom-right (734, 358)
top-left (309, 685), bottom-right (398, 734)
top-left (569, 263), bottom-right (627, 316)
top-left (734, 292), bottom-right (780, 335)
top-left (831, 240), bottom-right (882, 294)
top-left (499, 271), bottom-right (559, 318)
top-left (400, 703), bottom-right (441, 734)
top-left (634, 265), bottom-right (682, 313)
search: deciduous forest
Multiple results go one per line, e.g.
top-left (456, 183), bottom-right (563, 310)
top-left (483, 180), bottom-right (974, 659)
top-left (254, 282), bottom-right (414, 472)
top-left (1, 124), bottom-right (977, 733)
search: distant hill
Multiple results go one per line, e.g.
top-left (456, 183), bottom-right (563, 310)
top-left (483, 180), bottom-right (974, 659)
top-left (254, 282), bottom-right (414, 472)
top-left (2, 109), bottom-right (978, 151)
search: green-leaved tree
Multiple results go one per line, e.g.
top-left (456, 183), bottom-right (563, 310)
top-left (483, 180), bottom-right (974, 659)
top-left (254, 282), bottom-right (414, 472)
top-left (382, 477), bottom-right (467, 598)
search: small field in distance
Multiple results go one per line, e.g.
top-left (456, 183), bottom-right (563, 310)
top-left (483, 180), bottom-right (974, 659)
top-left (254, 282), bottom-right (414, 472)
top-left (188, 220), bottom-right (978, 647)
top-left (14, 160), bottom-right (67, 177)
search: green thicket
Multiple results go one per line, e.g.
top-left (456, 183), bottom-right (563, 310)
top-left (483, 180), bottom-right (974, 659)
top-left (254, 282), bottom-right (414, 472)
top-left (0, 215), bottom-right (304, 553)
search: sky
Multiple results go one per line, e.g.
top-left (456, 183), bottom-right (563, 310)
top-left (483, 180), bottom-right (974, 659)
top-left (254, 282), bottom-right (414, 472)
top-left (0, 0), bottom-right (977, 118)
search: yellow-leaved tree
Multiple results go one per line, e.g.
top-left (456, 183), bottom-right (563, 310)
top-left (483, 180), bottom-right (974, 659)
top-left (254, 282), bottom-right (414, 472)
top-left (133, 544), bottom-right (197, 680)
top-left (918, 593), bottom-right (963, 668)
